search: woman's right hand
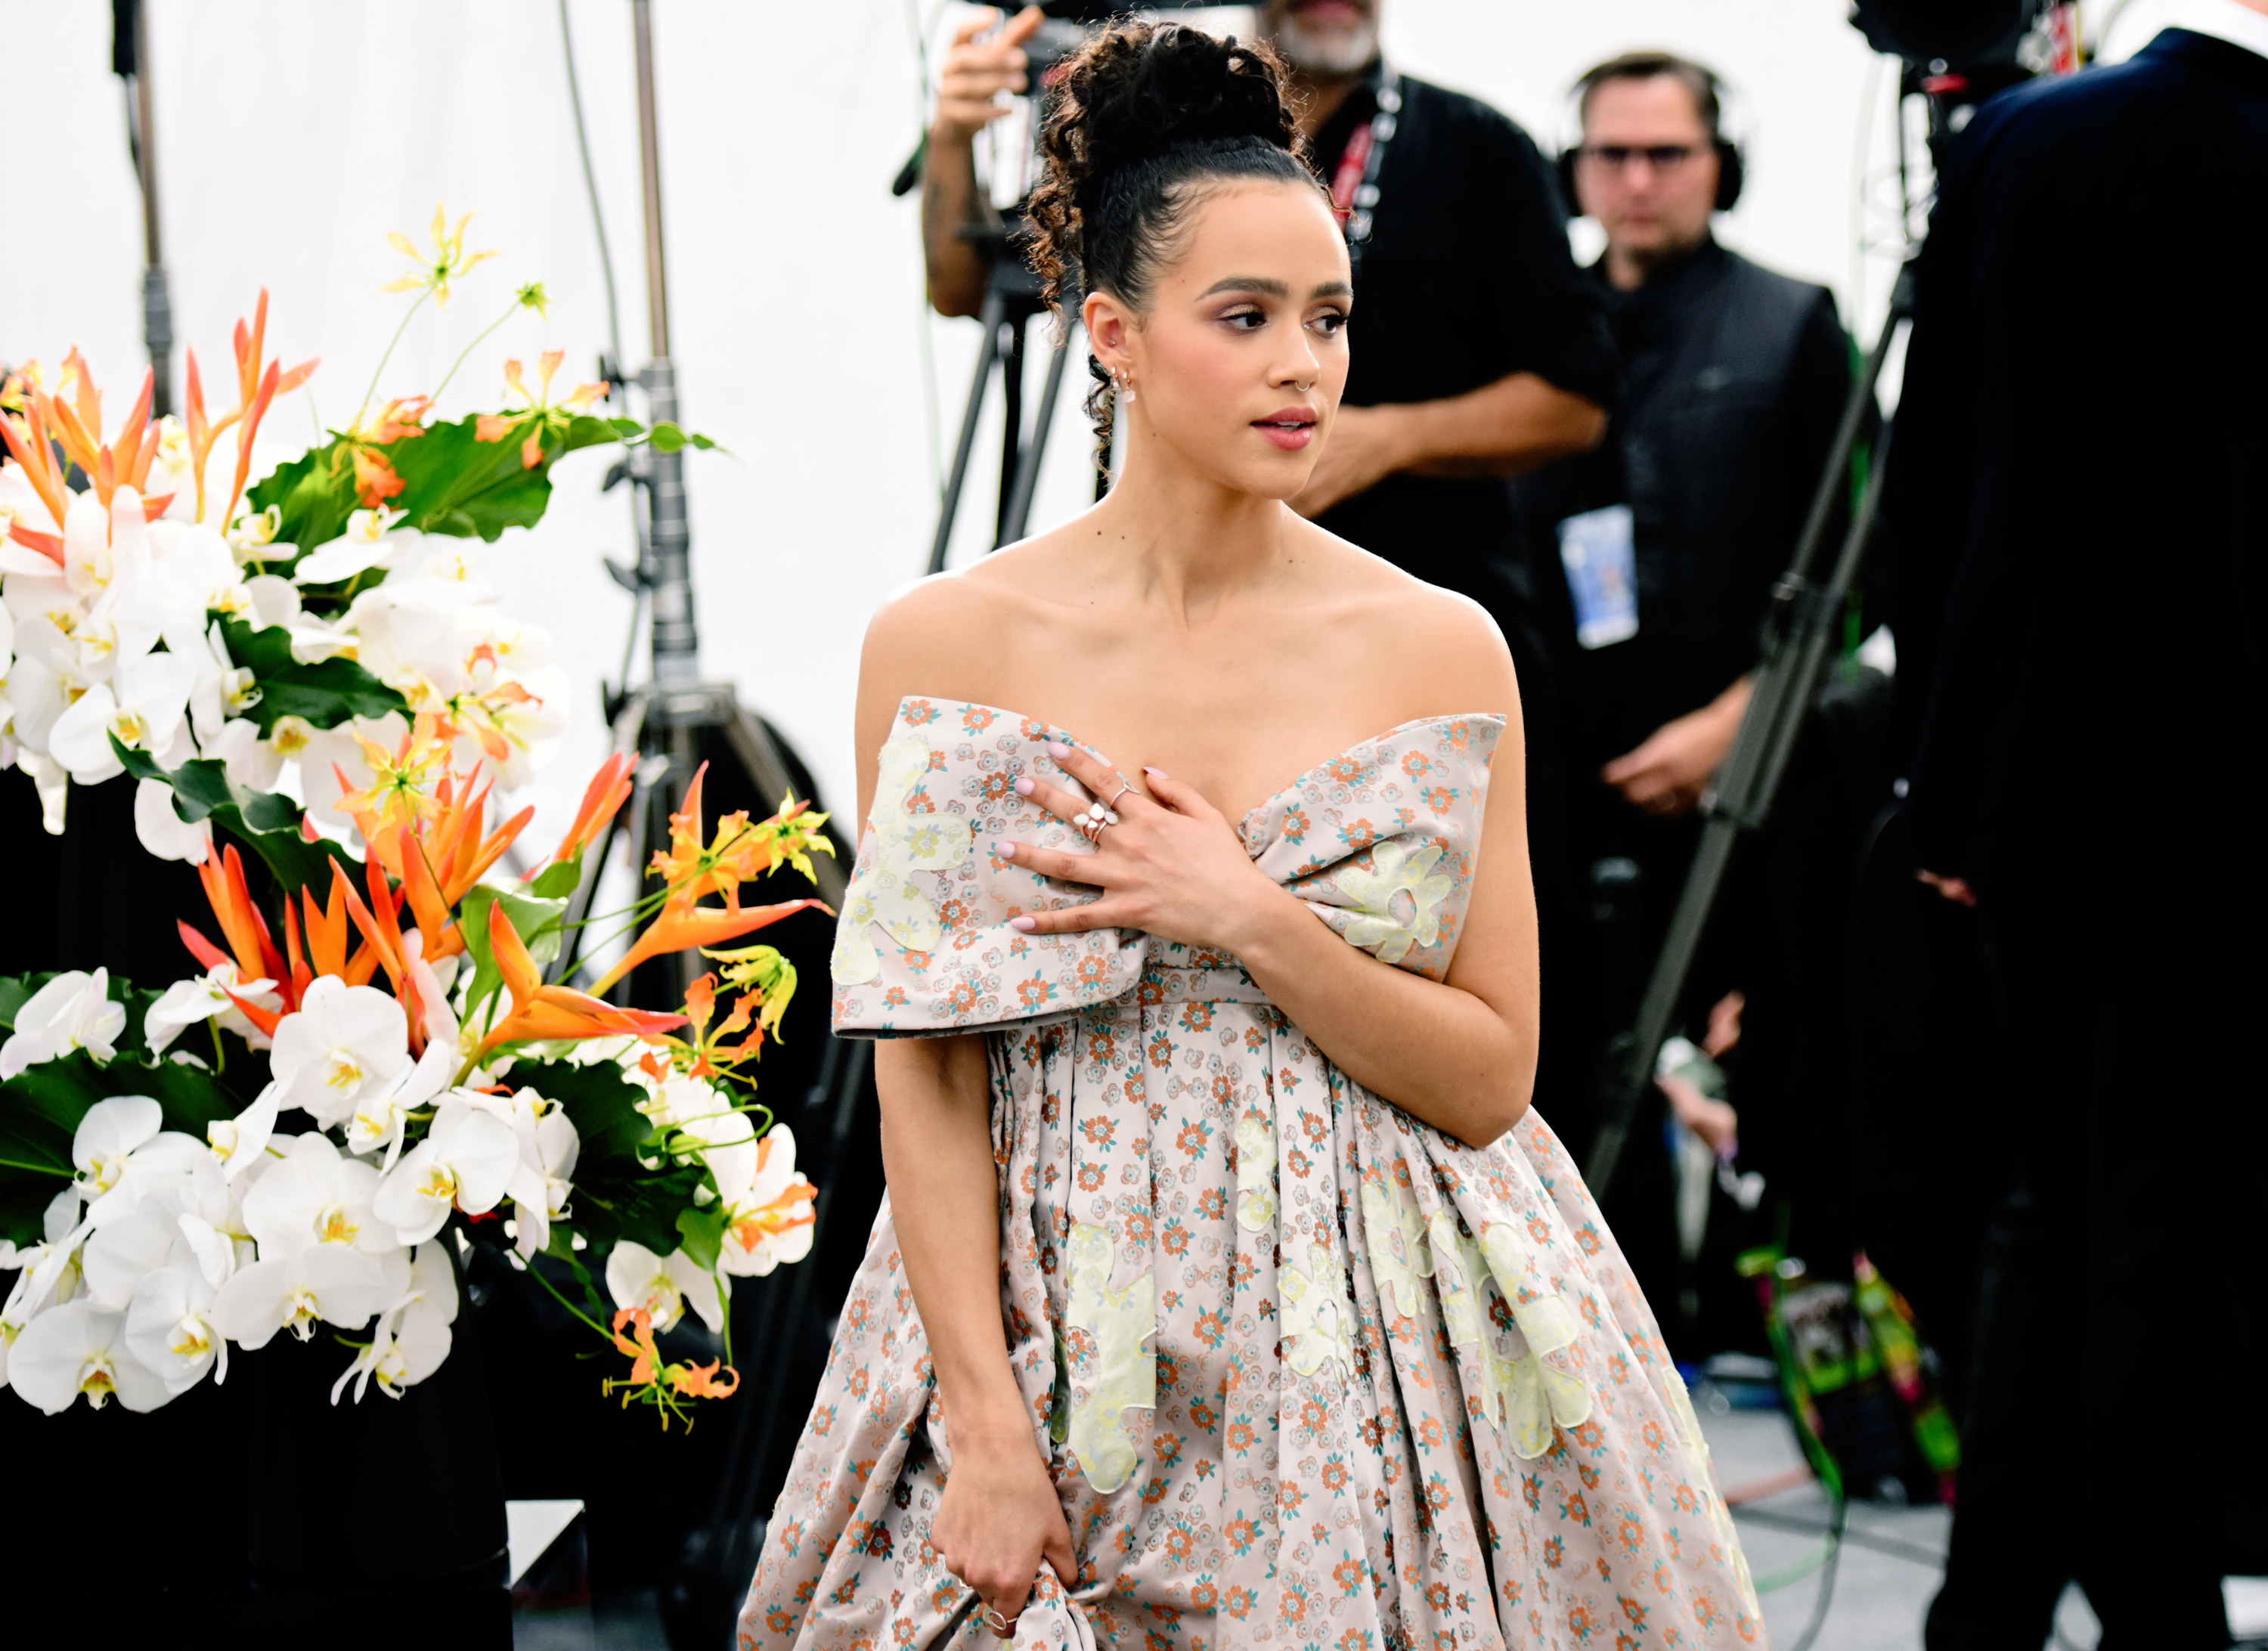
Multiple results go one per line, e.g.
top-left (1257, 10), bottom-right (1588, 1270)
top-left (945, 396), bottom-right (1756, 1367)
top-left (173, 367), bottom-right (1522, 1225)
top-left (931, 6), bottom-right (1045, 150)
top-left (933, 1422), bottom-right (1077, 1638)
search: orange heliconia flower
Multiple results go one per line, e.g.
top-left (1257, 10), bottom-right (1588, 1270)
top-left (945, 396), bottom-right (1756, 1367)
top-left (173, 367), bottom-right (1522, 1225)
top-left (548, 751), bottom-right (633, 869)
top-left (472, 900), bottom-right (684, 1067)
top-left (184, 290), bottom-right (320, 527)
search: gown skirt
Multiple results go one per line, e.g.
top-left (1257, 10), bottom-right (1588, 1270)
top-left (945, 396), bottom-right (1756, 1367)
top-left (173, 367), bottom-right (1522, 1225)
top-left (739, 699), bottom-right (1763, 1649)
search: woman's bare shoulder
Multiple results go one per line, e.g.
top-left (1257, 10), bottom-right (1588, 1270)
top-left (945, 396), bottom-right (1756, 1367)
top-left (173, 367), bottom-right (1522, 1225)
top-left (1288, 520), bottom-right (1521, 717)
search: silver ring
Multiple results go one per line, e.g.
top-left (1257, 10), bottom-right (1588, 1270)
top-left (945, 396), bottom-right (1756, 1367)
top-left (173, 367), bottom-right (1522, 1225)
top-left (1105, 780), bottom-right (1136, 811)
top-left (984, 1605), bottom-right (1018, 1637)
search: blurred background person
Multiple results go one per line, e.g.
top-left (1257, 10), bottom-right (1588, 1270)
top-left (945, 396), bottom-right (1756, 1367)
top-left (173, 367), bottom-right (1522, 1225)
top-left (1514, 49), bottom-right (1862, 1352)
top-left (1885, 2), bottom-right (2268, 1643)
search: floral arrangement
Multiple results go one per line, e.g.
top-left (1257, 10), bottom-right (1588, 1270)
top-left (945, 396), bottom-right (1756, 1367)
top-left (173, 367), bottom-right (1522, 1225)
top-left (0, 209), bottom-right (828, 1424)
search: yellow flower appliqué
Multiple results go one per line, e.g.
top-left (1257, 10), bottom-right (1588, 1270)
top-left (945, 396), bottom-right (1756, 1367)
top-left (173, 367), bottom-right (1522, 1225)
top-left (1279, 1240), bottom-right (1354, 1382)
top-left (1064, 1221), bottom-right (1156, 1493)
top-left (1360, 1169), bottom-right (1433, 1321)
top-left (829, 734), bottom-right (973, 985)
top-left (1336, 840), bottom-right (1454, 964)
top-left (1233, 1113), bottom-right (1276, 1233)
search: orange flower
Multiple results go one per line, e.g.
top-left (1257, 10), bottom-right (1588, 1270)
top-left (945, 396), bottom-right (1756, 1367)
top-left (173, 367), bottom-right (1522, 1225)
top-left (590, 894), bottom-right (826, 999)
top-left (550, 751), bottom-right (633, 867)
top-left (334, 715), bottom-right (454, 839)
top-left (472, 900), bottom-right (683, 1067)
top-left (184, 290), bottom-right (319, 527)
top-left (604, 1306), bottom-right (741, 1424)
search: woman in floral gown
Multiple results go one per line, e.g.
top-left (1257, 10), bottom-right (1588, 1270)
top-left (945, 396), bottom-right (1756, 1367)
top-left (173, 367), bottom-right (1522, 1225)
top-left (742, 21), bottom-right (1760, 1651)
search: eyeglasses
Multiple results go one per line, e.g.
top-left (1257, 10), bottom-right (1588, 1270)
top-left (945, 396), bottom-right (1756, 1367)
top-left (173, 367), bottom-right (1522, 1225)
top-left (1575, 144), bottom-right (1703, 172)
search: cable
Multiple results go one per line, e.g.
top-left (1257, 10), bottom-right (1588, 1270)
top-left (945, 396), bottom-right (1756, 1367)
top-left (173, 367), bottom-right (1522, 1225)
top-left (558, 0), bottom-right (625, 377)
top-left (1734, 1491), bottom-right (1846, 1651)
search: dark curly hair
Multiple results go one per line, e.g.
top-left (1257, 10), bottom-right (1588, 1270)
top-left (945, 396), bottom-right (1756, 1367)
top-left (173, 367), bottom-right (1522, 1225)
top-left (1023, 20), bottom-right (1319, 477)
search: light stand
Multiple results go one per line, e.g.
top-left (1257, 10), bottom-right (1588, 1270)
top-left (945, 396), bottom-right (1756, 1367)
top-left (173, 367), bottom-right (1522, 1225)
top-left (552, 0), bottom-right (847, 1005)
top-left (113, 0), bottom-right (175, 417)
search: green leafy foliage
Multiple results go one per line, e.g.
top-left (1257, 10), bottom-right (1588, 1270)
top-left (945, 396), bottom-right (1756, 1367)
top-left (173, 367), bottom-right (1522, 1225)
top-left (112, 736), bottom-right (361, 900)
top-left (245, 412), bottom-right (720, 555)
top-left (217, 616), bottom-right (409, 736)
top-left (519, 1058), bottom-right (704, 1266)
top-left (0, 1033), bottom-right (253, 1247)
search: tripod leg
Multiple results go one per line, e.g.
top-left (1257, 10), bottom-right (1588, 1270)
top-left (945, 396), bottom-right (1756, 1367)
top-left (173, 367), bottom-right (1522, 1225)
top-left (999, 308), bottom-right (1077, 547)
top-left (996, 313), bottom-right (1027, 545)
top-left (928, 287), bottom-right (1007, 575)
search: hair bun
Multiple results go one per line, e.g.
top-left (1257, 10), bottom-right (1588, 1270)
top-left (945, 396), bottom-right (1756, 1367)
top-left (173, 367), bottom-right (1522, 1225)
top-left (1052, 23), bottom-right (1302, 205)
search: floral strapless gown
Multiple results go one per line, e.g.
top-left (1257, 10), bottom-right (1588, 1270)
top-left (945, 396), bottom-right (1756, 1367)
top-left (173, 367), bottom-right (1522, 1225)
top-left (739, 698), bottom-right (1762, 1651)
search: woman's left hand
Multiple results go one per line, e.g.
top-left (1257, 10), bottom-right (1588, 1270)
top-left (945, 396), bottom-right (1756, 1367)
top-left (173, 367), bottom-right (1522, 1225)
top-left (1002, 742), bottom-right (1283, 953)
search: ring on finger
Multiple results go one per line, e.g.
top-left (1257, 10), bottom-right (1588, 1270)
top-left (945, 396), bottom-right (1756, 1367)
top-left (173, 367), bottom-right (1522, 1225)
top-left (1105, 779), bottom-right (1136, 811)
top-left (1076, 800), bottom-right (1119, 843)
top-left (983, 1605), bottom-right (1019, 1637)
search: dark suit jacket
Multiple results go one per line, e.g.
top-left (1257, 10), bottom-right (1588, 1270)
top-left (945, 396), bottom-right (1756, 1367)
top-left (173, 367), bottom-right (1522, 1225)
top-left (1886, 28), bottom-right (2268, 902)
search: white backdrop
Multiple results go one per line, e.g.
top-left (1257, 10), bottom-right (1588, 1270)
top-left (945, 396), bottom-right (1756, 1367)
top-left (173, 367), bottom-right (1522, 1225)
top-left (6, 1), bottom-right (1951, 844)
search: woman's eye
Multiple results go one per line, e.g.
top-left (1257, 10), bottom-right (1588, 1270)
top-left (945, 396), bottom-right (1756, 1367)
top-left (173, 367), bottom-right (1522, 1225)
top-left (1311, 311), bottom-right (1349, 337)
top-left (1221, 308), bottom-right (1266, 330)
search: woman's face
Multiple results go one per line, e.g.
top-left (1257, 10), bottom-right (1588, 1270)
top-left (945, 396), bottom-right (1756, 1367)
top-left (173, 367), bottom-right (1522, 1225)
top-left (1093, 179), bottom-right (1352, 503)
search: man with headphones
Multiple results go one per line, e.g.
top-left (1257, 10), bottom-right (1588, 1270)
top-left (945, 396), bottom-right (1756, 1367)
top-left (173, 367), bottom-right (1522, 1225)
top-left (1517, 51), bottom-right (1857, 1351)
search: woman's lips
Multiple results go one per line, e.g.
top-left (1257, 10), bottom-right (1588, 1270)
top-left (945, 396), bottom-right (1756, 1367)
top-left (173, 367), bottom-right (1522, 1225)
top-left (1254, 408), bottom-right (1317, 451)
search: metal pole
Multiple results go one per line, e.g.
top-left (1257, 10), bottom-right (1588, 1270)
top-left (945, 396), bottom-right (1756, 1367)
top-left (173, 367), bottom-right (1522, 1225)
top-left (928, 285), bottom-right (1007, 575)
top-left (129, 0), bottom-right (173, 418)
top-left (999, 308), bottom-right (1076, 547)
top-left (631, 0), bottom-right (698, 692)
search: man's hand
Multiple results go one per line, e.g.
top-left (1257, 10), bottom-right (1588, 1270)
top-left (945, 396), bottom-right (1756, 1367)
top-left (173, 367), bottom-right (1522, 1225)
top-left (1602, 676), bottom-right (1752, 816)
top-left (931, 6), bottom-right (1043, 150)
top-left (1291, 404), bottom-right (1411, 518)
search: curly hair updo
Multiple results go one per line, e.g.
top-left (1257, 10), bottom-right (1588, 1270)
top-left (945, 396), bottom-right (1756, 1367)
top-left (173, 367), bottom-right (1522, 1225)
top-left (1022, 20), bottom-right (1322, 473)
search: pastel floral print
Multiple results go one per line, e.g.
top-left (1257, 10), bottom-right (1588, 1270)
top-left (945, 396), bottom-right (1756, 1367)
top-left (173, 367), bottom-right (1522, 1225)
top-left (744, 699), bottom-right (1763, 1651)
top-left (1334, 839), bottom-right (1453, 964)
top-left (829, 734), bottom-right (973, 984)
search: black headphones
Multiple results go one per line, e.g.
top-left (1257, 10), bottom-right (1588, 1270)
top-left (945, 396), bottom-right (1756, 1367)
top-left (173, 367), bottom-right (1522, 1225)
top-left (1556, 54), bottom-right (1745, 217)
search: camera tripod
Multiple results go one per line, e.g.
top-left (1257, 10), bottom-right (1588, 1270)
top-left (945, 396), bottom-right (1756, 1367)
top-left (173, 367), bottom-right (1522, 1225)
top-left (925, 226), bottom-right (1092, 575)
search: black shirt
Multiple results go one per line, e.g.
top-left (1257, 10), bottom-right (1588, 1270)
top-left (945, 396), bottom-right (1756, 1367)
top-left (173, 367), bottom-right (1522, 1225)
top-left (1309, 73), bottom-right (1617, 615)
top-left (1520, 237), bottom-right (1851, 766)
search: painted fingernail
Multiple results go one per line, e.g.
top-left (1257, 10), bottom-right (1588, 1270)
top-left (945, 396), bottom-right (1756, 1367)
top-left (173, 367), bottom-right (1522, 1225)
top-left (1143, 766), bottom-right (1169, 779)
top-left (1014, 776), bottom-right (1034, 796)
top-left (1009, 915), bottom-right (1037, 932)
top-left (999, 842), bottom-right (1018, 860)
top-left (1047, 741), bottom-right (1071, 760)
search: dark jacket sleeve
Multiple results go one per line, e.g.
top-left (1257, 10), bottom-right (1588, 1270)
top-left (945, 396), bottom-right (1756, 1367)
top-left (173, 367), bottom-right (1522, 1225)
top-left (1473, 113), bottom-right (1620, 414)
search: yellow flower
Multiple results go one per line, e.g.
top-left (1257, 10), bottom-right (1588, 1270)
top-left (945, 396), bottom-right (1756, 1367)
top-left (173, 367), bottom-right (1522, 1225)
top-left (381, 203), bottom-right (497, 308)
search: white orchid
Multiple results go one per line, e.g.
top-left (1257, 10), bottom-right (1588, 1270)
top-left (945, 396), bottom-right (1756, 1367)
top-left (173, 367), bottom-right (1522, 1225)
top-left (209, 1239), bottom-right (387, 1350)
top-left (45, 646), bottom-right (198, 782)
top-left (343, 1034), bottom-right (458, 1169)
top-left (0, 968), bottom-right (128, 1078)
top-left (469, 1088), bottom-right (580, 1262)
top-left (132, 777), bottom-right (213, 864)
top-left (125, 1265), bottom-right (228, 1394)
top-left (144, 963), bottom-right (280, 1055)
top-left (81, 1200), bottom-right (195, 1309)
top-left (710, 1125), bottom-right (816, 1279)
top-left (291, 506), bottom-right (409, 585)
top-left (206, 1085), bottom-right (282, 1180)
top-left (70, 1095), bottom-right (204, 1226)
top-left (0, 1190), bottom-right (88, 1389)
top-left (370, 1098), bottom-right (519, 1245)
top-left (242, 1132), bottom-right (396, 1257)
top-left (268, 977), bottom-right (413, 1128)
top-left (7, 1300), bottom-right (172, 1413)
top-left (330, 1241), bottom-right (457, 1405)
top-left (605, 1241), bottom-right (723, 1335)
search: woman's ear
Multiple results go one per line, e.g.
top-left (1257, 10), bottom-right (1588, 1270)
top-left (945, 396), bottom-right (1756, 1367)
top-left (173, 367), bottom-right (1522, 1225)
top-left (1083, 290), bottom-right (1136, 377)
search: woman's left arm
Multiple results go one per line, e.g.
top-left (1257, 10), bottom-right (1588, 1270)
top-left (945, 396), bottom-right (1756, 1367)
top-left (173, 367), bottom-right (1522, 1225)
top-left (1002, 711), bottom-right (1539, 1151)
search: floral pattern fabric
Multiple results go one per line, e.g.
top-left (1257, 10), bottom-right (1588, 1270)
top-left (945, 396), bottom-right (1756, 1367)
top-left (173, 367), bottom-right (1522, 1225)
top-left (742, 698), bottom-right (1761, 1651)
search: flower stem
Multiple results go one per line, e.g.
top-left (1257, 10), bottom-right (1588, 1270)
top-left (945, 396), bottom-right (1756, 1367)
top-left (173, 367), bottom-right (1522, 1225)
top-left (0, 1157), bottom-right (72, 1178)
top-left (428, 296), bottom-right (523, 411)
top-left (208, 1018), bottom-right (227, 1073)
top-left (355, 289), bottom-right (432, 429)
top-left (522, 1253), bottom-right (613, 1342)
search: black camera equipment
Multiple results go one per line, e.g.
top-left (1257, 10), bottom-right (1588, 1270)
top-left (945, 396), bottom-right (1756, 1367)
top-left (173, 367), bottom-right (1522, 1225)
top-left (1582, 0), bottom-right (2071, 1204)
top-left (110, 0), bottom-right (175, 417)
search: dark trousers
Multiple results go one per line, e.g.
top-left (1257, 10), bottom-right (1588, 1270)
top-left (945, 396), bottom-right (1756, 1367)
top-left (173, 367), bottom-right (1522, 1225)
top-left (1923, 859), bottom-right (2268, 1650)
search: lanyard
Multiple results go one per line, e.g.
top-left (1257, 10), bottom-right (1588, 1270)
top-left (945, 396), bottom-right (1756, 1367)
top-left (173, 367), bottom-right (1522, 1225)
top-left (1328, 62), bottom-right (1402, 281)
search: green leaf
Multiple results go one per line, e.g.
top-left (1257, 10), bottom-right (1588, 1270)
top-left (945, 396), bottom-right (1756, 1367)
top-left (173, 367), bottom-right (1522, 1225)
top-left (0, 974), bottom-right (37, 1030)
top-left (218, 615), bottom-right (410, 736)
top-left (674, 1204), bottom-right (725, 1273)
top-left (525, 856), bottom-right (584, 901)
top-left (0, 1047), bottom-right (250, 1246)
top-left (248, 443), bottom-right (360, 559)
top-left (516, 1058), bottom-right (705, 1260)
top-left (113, 736), bottom-right (360, 901)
